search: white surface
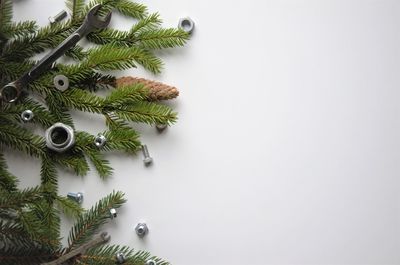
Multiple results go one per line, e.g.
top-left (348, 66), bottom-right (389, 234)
top-left (8, 0), bottom-right (400, 264)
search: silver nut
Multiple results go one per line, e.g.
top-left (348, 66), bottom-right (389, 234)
top-left (178, 17), bottom-right (195, 34)
top-left (67, 192), bottom-right (83, 204)
top-left (135, 223), bottom-right (148, 238)
top-left (21, 110), bottom-right (34, 122)
top-left (45, 122), bottom-right (75, 152)
top-left (109, 208), bottom-right (117, 219)
top-left (94, 134), bottom-right (107, 148)
top-left (115, 252), bottom-right (126, 263)
top-left (156, 123), bottom-right (167, 132)
top-left (54, 75), bottom-right (69, 92)
top-left (146, 260), bottom-right (157, 265)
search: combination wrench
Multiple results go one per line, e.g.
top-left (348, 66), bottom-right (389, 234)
top-left (0, 4), bottom-right (111, 103)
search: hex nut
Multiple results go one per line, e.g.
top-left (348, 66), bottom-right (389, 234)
top-left (94, 134), bottom-right (107, 148)
top-left (145, 259), bottom-right (157, 265)
top-left (109, 208), bottom-right (117, 219)
top-left (156, 123), bottom-right (167, 132)
top-left (135, 223), bottom-right (149, 238)
top-left (178, 17), bottom-right (195, 34)
top-left (115, 252), bottom-right (126, 264)
top-left (21, 110), bottom-right (34, 122)
top-left (45, 122), bottom-right (75, 152)
top-left (53, 75), bottom-right (70, 92)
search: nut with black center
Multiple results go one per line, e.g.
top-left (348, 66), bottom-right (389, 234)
top-left (145, 259), bottom-right (157, 265)
top-left (45, 122), bottom-right (75, 152)
top-left (94, 134), bottom-right (107, 148)
top-left (135, 223), bottom-right (148, 238)
top-left (21, 110), bottom-right (34, 122)
top-left (178, 17), bottom-right (195, 34)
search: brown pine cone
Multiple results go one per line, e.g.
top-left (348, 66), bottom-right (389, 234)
top-left (115, 76), bottom-right (179, 101)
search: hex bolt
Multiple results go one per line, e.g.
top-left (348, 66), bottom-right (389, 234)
top-left (48, 10), bottom-right (67, 24)
top-left (109, 208), bottom-right (117, 219)
top-left (141, 145), bottom-right (153, 166)
top-left (115, 252), bottom-right (126, 264)
top-left (145, 259), bottom-right (157, 265)
top-left (135, 223), bottom-right (149, 238)
top-left (67, 192), bottom-right (83, 204)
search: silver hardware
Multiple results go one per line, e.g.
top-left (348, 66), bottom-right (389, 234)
top-left (156, 123), bottom-right (167, 132)
top-left (94, 134), bottom-right (107, 148)
top-left (67, 192), bottom-right (84, 204)
top-left (115, 252), bottom-right (126, 264)
top-left (53, 75), bottom-right (69, 92)
top-left (178, 17), bottom-right (195, 34)
top-left (109, 208), bottom-right (117, 219)
top-left (146, 259), bottom-right (157, 265)
top-left (48, 10), bottom-right (68, 24)
top-left (45, 122), bottom-right (75, 152)
top-left (141, 145), bottom-right (153, 166)
top-left (135, 223), bottom-right (148, 238)
top-left (21, 110), bottom-right (34, 122)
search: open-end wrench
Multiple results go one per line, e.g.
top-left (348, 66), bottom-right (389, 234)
top-left (0, 4), bottom-right (111, 103)
top-left (41, 232), bottom-right (111, 265)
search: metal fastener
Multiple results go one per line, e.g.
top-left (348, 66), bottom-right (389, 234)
top-left (178, 17), bottom-right (195, 34)
top-left (48, 10), bottom-right (68, 24)
top-left (53, 75), bottom-right (70, 92)
top-left (45, 122), bottom-right (75, 152)
top-left (115, 252), bottom-right (126, 264)
top-left (21, 110), bottom-right (34, 122)
top-left (67, 192), bottom-right (83, 204)
top-left (135, 223), bottom-right (148, 238)
top-left (94, 134), bottom-right (107, 148)
top-left (145, 259), bottom-right (157, 265)
top-left (141, 145), bottom-right (153, 166)
top-left (156, 123), bottom-right (167, 132)
top-left (109, 208), bottom-right (117, 219)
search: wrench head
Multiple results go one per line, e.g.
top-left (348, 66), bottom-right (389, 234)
top-left (86, 4), bottom-right (112, 29)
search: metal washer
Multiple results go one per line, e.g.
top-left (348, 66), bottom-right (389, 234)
top-left (53, 75), bottom-right (70, 91)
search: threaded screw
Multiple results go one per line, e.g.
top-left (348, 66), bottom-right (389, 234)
top-left (67, 192), bottom-right (83, 204)
top-left (48, 10), bottom-right (67, 24)
top-left (141, 145), bottom-right (153, 166)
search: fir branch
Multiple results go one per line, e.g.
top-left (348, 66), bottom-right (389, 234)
top-left (0, 153), bottom-right (18, 191)
top-left (130, 13), bottom-right (162, 34)
top-left (0, 245), bottom-right (56, 265)
top-left (65, 0), bottom-right (86, 21)
top-left (115, 0), bottom-right (147, 19)
top-left (55, 196), bottom-right (84, 218)
top-left (0, 186), bottom-right (42, 210)
top-left (2, 21), bottom-right (37, 38)
top-left (0, 0), bottom-right (13, 30)
top-left (137, 28), bottom-right (189, 49)
top-left (81, 245), bottom-right (170, 265)
top-left (66, 191), bottom-right (126, 251)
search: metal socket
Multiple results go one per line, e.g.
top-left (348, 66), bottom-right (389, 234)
top-left (178, 17), bottom-right (195, 34)
top-left (45, 122), bottom-right (75, 152)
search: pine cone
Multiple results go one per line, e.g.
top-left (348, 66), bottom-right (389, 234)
top-left (115, 76), bottom-right (179, 101)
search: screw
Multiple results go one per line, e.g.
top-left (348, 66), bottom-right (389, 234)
top-left (67, 192), bottom-right (83, 204)
top-left (141, 145), bottom-right (153, 166)
top-left (146, 259), bottom-right (157, 265)
top-left (48, 10), bottom-right (67, 24)
top-left (135, 223), bottom-right (149, 238)
top-left (115, 252), bottom-right (126, 264)
top-left (109, 208), bottom-right (117, 219)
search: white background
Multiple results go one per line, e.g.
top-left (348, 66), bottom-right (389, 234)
top-left (8, 0), bottom-right (400, 264)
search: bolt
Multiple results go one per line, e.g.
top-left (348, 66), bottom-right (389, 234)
top-left (48, 10), bottom-right (67, 24)
top-left (135, 223), bottom-right (148, 238)
top-left (67, 192), bottom-right (83, 204)
top-left (141, 145), bottom-right (153, 166)
top-left (146, 259), bottom-right (157, 265)
top-left (109, 208), bottom-right (117, 219)
top-left (115, 252), bottom-right (126, 264)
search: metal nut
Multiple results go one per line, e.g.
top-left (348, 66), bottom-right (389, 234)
top-left (135, 223), bottom-right (148, 238)
top-left (178, 17), bottom-right (195, 34)
top-left (145, 260), bottom-right (157, 265)
top-left (67, 192), bottom-right (83, 204)
top-left (156, 123), bottom-right (167, 132)
top-left (94, 134), bottom-right (107, 148)
top-left (54, 75), bottom-right (69, 92)
top-left (45, 122), bottom-right (75, 152)
top-left (115, 252), bottom-right (126, 264)
top-left (21, 110), bottom-right (34, 122)
top-left (109, 208), bottom-right (117, 219)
